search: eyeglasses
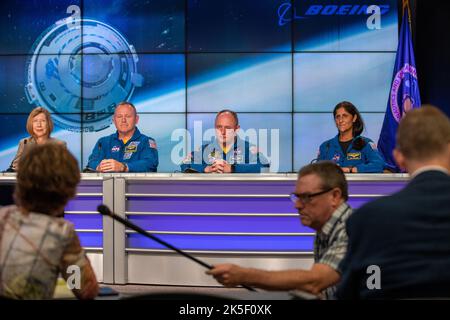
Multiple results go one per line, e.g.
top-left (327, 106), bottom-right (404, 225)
top-left (289, 188), bottom-right (334, 204)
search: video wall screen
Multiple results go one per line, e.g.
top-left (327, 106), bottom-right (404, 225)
top-left (187, 53), bottom-right (293, 113)
top-left (0, 0), bottom-right (398, 172)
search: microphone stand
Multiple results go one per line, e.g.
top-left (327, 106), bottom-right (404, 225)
top-left (97, 204), bottom-right (256, 292)
top-left (3, 139), bottom-right (28, 173)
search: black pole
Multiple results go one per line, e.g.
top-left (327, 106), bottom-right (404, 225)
top-left (97, 204), bottom-right (256, 292)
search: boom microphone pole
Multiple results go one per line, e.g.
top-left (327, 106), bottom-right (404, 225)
top-left (97, 204), bottom-right (256, 292)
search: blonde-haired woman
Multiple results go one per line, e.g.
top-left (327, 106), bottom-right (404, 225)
top-left (10, 107), bottom-right (65, 171)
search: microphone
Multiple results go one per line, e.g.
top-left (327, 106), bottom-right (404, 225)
top-left (4, 139), bottom-right (27, 172)
top-left (97, 204), bottom-right (256, 292)
top-left (183, 167), bottom-right (199, 173)
top-left (310, 142), bottom-right (330, 164)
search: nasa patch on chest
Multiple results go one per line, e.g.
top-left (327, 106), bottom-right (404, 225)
top-left (332, 153), bottom-right (341, 162)
top-left (111, 146), bottom-right (120, 153)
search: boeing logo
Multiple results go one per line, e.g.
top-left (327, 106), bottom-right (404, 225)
top-left (277, 2), bottom-right (391, 26)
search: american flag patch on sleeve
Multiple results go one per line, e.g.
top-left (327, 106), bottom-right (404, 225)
top-left (149, 139), bottom-right (157, 149)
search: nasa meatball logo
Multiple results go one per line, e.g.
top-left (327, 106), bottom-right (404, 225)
top-left (25, 8), bottom-right (142, 132)
top-left (390, 64), bottom-right (419, 123)
top-left (332, 153), bottom-right (341, 162)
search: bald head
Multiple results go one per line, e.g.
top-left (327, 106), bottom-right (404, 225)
top-left (214, 109), bottom-right (240, 146)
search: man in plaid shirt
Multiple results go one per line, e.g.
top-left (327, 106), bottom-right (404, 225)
top-left (207, 162), bottom-right (352, 299)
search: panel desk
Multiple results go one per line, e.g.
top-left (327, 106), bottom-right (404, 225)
top-left (1, 173), bottom-right (408, 286)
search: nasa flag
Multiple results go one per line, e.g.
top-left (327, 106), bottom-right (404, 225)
top-left (378, 0), bottom-right (421, 172)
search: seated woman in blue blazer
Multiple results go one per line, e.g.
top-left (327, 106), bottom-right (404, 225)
top-left (317, 101), bottom-right (385, 173)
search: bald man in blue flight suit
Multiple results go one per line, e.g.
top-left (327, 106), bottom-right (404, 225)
top-left (317, 135), bottom-right (384, 173)
top-left (87, 102), bottom-right (158, 172)
top-left (180, 110), bottom-right (269, 173)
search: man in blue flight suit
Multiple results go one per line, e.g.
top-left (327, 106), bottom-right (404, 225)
top-left (317, 136), bottom-right (384, 173)
top-left (87, 101), bottom-right (158, 172)
top-left (181, 110), bottom-right (269, 173)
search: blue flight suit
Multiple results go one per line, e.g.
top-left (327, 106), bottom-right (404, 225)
top-left (180, 138), bottom-right (270, 173)
top-left (87, 128), bottom-right (158, 172)
top-left (317, 135), bottom-right (385, 173)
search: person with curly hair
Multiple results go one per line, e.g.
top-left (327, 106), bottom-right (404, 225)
top-left (0, 143), bottom-right (99, 299)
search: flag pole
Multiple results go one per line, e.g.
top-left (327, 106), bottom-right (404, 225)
top-left (402, 0), bottom-right (412, 29)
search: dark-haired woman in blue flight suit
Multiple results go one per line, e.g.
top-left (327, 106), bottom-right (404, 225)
top-left (317, 101), bottom-right (385, 173)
